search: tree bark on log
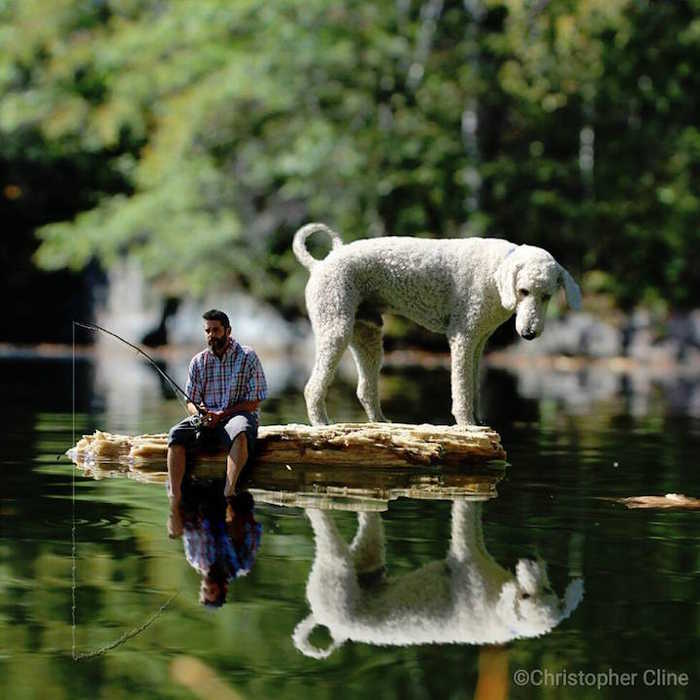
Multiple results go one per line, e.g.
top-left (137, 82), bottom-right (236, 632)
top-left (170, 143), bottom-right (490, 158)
top-left (69, 422), bottom-right (506, 469)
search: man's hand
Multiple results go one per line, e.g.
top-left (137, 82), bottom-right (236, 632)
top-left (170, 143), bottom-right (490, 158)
top-left (200, 401), bottom-right (259, 428)
top-left (202, 410), bottom-right (224, 428)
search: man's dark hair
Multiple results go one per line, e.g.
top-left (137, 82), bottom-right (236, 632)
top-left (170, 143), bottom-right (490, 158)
top-left (202, 309), bottom-right (230, 330)
top-left (201, 589), bottom-right (227, 609)
top-left (200, 568), bottom-right (228, 609)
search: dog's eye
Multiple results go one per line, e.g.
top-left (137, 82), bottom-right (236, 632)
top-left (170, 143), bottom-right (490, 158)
top-left (518, 289), bottom-right (529, 297)
top-left (521, 592), bottom-right (531, 599)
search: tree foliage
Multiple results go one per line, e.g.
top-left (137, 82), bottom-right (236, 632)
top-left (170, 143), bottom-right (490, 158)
top-left (1, 0), bottom-right (698, 312)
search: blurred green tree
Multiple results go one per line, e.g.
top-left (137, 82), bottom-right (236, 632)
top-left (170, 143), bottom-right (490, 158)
top-left (1, 0), bottom-right (697, 315)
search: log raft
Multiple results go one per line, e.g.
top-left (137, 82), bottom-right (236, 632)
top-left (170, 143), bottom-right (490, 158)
top-left (68, 424), bottom-right (507, 509)
top-left (69, 422), bottom-right (506, 469)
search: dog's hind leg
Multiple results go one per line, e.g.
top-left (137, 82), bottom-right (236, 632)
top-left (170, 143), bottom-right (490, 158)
top-left (349, 319), bottom-right (387, 422)
top-left (305, 322), bottom-right (353, 425)
top-left (350, 512), bottom-right (386, 577)
top-left (305, 508), bottom-right (362, 620)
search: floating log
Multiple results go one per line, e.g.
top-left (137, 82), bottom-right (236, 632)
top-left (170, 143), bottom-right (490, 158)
top-left (68, 424), bottom-right (506, 510)
top-left (69, 422), bottom-right (506, 469)
top-left (616, 494), bottom-right (700, 510)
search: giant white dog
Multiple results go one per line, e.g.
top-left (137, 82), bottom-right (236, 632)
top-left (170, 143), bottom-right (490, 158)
top-left (293, 500), bottom-right (583, 658)
top-left (293, 224), bottom-right (582, 425)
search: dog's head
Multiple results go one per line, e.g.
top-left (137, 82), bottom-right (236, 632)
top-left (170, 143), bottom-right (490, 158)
top-left (495, 559), bottom-right (584, 639)
top-left (496, 245), bottom-right (582, 340)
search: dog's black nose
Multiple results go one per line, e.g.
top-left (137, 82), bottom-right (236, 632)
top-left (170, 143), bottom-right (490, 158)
top-left (522, 330), bottom-right (536, 340)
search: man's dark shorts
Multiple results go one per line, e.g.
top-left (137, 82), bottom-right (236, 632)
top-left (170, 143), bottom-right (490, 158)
top-left (167, 412), bottom-right (258, 455)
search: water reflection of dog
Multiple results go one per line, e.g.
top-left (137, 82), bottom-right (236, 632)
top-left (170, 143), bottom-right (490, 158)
top-left (294, 500), bottom-right (583, 657)
top-left (173, 483), bottom-right (262, 608)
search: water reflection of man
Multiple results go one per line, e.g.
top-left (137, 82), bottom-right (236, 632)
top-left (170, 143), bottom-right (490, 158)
top-left (166, 309), bottom-right (267, 530)
top-left (177, 483), bottom-right (262, 608)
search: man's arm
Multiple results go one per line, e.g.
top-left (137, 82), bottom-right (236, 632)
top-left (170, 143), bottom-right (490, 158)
top-left (202, 401), bottom-right (261, 427)
top-left (219, 400), bottom-right (260, 419)
top-left (186, 402), bottom-right (202, 416)
top-left (185, 358), bottom-right (204, 414)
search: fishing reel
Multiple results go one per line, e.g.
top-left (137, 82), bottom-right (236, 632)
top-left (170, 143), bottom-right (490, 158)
top-left (191, 406), bottom-right (212, 430)
top-left (190, 414), bottom-right (203, 429)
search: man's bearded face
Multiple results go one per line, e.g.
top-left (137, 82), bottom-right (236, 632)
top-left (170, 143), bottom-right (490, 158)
top-left (204, 320), bottom-right (230, 352)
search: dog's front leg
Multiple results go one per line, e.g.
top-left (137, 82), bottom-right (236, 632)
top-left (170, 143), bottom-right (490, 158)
top-left (448, 499), bottom-right (512, 614)
top-left (448, 499), bottom-right (484, 564)
top-left (471, 334), bottom-right (490, 424)
top-left (448, 331), bottom-right (478, 425)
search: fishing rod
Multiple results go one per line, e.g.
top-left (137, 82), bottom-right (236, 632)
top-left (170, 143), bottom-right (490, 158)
top-left (73, 320), bottom-right (206, 417)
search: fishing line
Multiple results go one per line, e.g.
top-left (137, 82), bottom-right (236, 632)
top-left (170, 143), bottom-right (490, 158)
top-left (73, 591), bottom-right (179, 661)
top-left (73, 320), bottom-right (200, 417)
top-left (70, 320), bottom-right (180, 660)
top-left (72, 321), bottom-right (77, 659)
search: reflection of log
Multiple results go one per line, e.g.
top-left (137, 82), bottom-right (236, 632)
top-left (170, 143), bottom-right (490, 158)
top-left (69, 422), bottom-right (506, 468)
top-left (69, 462), bottom-right (505, 511)
top-left (68, 425), bottom-right (507, 509)
top-left (248, 462), bottom-right (504, 511)
top-left (70, 456), bottom-right (504, 510)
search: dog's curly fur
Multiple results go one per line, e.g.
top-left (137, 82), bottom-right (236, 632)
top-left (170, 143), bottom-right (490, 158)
top-left (294, 223), bottom-right (581, 425)
top-left (293, 501), bottom-right (584, 657)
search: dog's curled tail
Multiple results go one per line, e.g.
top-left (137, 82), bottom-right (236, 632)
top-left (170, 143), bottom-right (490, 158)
top-left (292, 223), bottom-right (343, 270)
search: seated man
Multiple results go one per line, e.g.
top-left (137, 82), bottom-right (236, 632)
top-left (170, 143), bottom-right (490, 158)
top-left (167, 309), bottom-right (267, 534)
top-left (179, 482), bottom-right (262, 608)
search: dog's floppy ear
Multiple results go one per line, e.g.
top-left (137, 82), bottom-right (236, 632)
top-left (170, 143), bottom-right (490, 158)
top-left (496, 251), bottom-right (520, 311)
top-left (516, 559), bottom-right (547, 596)
top-left (561, 579), bottom-right (584, 620)
top-left (558, 265), bottom-right (582, 310)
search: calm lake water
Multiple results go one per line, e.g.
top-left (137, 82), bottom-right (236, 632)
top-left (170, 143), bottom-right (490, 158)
top-left (1, 352), bottom-right (698, 699)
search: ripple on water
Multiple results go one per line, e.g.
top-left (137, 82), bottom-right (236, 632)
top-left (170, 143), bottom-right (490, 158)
top-left (42, 512), bottom-right (136, 531)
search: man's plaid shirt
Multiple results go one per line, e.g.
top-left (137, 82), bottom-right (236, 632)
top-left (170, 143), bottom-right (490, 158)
top-left (186, 338), bottom-right (267, 413)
